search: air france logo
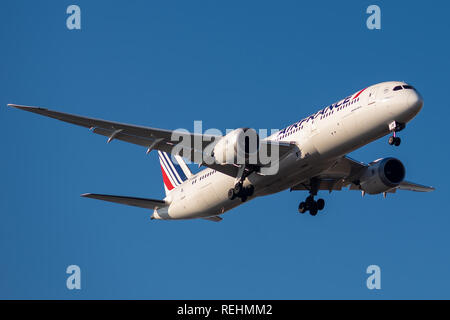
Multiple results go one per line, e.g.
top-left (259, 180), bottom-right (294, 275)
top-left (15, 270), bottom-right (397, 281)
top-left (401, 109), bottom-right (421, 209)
top-left (277, 88), bottom-right (366, 137)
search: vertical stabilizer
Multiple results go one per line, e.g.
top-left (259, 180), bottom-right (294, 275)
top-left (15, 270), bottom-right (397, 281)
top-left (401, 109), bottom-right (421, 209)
top-left (158, 151), bottom-right (191, 195)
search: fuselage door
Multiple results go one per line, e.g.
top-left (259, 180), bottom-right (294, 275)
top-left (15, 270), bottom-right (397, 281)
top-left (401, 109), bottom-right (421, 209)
top-left (367, 86), bottom-right (378, 105)
top-left (309, 117), bottom-right (320, 137)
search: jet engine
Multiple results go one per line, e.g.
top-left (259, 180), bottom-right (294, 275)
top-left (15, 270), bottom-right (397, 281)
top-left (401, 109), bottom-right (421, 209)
top-left (212, 128), bottom-right (260, 165)
top-left (359, 157), bottom-right (405, 194)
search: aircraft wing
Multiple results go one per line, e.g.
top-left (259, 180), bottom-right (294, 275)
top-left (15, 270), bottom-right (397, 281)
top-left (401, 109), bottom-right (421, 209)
top-left (82, 193), bottom-right (167, 209)
top-left (291, 156), bottom-right (434, 193)
top-left (8, 103), bottom-right (214, 151)
top-left (8, 104), bottom-right (294, 178)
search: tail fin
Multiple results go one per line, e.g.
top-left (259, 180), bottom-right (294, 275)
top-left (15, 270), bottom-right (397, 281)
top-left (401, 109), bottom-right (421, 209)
top-left (158, 151), bottom-right (192, 195)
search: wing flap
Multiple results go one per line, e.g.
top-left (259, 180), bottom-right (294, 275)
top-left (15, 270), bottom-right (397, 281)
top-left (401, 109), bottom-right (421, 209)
top-left (291, 178), bottom-right (348, 191)
top-left (91, 127), bottom-right (175, 154)
top-left (202, 216), bottom-right (223, 222)
top-left (81, 193), bottom-right (168, 210)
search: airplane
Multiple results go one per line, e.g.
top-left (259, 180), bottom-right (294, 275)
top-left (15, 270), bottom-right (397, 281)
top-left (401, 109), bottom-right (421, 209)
top-left (8, 81), bottom-right (434, 221)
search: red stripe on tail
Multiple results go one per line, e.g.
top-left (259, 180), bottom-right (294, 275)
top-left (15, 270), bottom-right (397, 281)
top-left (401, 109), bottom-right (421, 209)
top-left (160, 165), bottom-right (174, 191)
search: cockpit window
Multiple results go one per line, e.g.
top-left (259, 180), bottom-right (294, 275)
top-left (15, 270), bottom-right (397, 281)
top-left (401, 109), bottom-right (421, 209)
top-left (393, 86), bottom-right (403, 91)
top-left (403, 85), bottom-right (414, 90)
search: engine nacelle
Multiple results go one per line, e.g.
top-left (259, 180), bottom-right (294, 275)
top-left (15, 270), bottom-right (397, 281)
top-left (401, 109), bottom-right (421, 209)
top-left (359, 158), bottom-right (406, 194)
top-left (212, 128), bottom-right (259, 164)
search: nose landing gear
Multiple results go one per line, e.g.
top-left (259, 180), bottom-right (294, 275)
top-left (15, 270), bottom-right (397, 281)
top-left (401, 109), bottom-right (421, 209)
top-left (388, 121), bottom-right (405, 147)
top-left (388, 135), bottom-right (401, 146)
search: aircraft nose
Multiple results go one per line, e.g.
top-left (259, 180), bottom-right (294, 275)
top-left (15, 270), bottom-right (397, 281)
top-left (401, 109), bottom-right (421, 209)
top-left (407, 89), bottom-right (423, 114)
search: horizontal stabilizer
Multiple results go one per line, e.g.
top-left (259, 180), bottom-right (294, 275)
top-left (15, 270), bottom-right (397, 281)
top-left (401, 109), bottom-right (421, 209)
top-left (81, 193), bottom-right (167, 210)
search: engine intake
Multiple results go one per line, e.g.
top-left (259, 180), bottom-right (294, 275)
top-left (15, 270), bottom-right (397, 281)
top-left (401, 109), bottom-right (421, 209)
top-left (359, 157), bottom-right (405, 194)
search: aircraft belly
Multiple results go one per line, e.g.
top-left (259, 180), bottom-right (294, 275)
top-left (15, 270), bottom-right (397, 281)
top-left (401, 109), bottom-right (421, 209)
top-left (168, 173), bottom-right (237, 219)
top-left (252, 150), bottom-right (332, 196)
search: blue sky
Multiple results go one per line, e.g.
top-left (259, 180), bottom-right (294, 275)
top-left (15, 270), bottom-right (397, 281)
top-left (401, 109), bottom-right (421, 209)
top-left (1, 0), bottom-right (449, 299)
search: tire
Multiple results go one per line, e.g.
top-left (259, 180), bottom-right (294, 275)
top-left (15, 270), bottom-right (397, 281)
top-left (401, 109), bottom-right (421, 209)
top-left (309, 202), bottom-right (318, 216)
top-left (241, 195), bottom-right (247, 203)
top-left (228, 188), bottom-right (235, 200)
top-left (317, 198), bottom-right (325, 211)
top-left (394, 137), bottom-right (401, 146)
top-left (246, 185), bottom-right (255, 197)
top-left (234, 183), bottom-right (243, 196)
top-left (306, 195), bottom-right (314, 206)
top-left (298, 202), bottom-right (306, 214)
top-left (388, 136), bottom-right (395, 145)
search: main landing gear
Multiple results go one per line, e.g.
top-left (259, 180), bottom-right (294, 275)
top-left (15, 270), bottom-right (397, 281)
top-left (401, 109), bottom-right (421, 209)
top-left (388, 121), bottom-right (405, 147)
top-left (228, 182), bottom-right (254, 202)
top-left (228, 165), bottom-right (255, 202)
top-left (298, 178), bottom-right (325, 216)
top-left (298, 196), bottom-right (325, 216)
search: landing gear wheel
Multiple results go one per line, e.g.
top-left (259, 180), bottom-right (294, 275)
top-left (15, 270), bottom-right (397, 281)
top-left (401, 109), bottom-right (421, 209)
top-left (228, 188), bottom-right (236, 200)
top-left (234, 183), bottom-right (243, 196)
top-left (388, 136), bottom-right (395, 145)
top-left (230, 183), bottom-right (254, 201)
top-left (305, 195), bottom-right (315, 206)
top-left (298, 202), bottom-right (306, 214)
top-left (245, 184), bottom-right (255, 197)
top-left (309, 202), bottom-right (318, 216)
top-left (298, 178), bottom-right (324, 216)
top-left (389, 136), bottom-right (401, 146)
top-left (317, 198), bottom-right (325, 211)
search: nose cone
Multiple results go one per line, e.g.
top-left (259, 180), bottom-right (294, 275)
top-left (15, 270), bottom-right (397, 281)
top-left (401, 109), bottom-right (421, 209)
top-left (407, 89), bottom-right (423, 115)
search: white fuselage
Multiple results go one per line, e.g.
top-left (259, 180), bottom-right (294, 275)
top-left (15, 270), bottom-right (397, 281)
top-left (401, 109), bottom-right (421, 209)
top-left (153, 81), bottom-right (424, 220)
